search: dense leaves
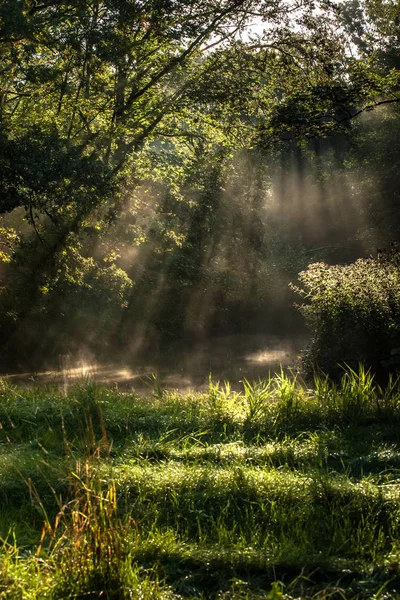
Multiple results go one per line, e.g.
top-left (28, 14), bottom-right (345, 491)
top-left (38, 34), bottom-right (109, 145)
top-left (292, 248), bottom-right (400, 378)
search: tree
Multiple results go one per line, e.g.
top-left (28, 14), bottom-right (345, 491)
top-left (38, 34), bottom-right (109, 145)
top-left (1, 0), bottom-right (399, 364)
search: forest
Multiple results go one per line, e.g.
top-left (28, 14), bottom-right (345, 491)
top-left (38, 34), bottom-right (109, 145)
top-left (1, 0), bottom-right (400, 598)
top-left (1, 0), bottom-right (399, 380)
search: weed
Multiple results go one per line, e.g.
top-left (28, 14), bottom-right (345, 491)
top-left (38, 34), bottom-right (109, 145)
top-left (142, 373), bottom-right (165, 400)
top-left (242, 377), bottom-right (274, 424)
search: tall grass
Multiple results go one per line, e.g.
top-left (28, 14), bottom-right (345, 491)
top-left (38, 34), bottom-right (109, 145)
top-left (0, 367), bottom-right (400, 598)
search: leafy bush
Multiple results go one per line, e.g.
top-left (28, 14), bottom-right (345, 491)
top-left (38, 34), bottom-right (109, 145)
top-left (291, 249), bottom-right (400, 378)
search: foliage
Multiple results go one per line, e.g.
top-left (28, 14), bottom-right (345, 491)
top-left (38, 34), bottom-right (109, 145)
top-left (337, 104), bottom-right (400, 251)
top-left (291, 248), bottom-right (400, 378)
top-left (340, 0), bottom-right (400, 71)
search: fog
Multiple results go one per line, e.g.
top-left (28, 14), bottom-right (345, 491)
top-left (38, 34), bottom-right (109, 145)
top-left (1, 108), bottom-right (399, 390)
top-left (5, 334), bottom-right (305, 393)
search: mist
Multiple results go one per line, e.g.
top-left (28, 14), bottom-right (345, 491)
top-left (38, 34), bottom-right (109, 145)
top-left (2, 107), bottom-right (399, 390)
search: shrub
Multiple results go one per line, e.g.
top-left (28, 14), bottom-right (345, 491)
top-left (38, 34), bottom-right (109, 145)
top-left (291, 248), bottom-right (400, 378)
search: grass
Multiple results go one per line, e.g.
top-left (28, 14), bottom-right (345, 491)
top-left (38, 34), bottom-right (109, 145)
top-left (0, 367), bottom-right (400, 597)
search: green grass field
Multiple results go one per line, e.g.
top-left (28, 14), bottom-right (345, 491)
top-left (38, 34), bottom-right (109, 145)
top-left (0, 367), bottom-right (400, 598)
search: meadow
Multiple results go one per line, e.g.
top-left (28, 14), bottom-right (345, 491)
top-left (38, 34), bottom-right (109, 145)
top-left (0, 367), bottom-right (400, 598)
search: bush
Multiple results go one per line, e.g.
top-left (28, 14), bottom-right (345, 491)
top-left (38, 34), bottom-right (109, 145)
top-left (291, 249), bottom-right (400, 378)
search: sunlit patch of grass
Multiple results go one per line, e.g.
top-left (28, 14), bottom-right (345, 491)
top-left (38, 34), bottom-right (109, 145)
top-left (99, 460), bottom-right (400, 566)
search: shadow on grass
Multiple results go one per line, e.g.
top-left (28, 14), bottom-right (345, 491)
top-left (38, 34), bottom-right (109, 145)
top-left (134, 543), bottom-right (400, 599)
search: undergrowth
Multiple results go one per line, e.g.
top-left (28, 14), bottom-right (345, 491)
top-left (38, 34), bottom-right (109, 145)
top-left (0, 367), bottom-right (400, 598)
